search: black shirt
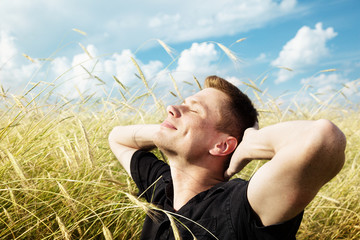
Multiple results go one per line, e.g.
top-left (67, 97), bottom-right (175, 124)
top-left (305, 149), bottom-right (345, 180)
top-left (130, 150), bottom-right (303, 240)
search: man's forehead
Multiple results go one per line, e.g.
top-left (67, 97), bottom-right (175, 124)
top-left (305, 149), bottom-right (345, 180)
top-left (193, 88), bottom-right (220, 96)
top-left (192, 88), bottom-right (229, 103)
top-left (188, 88), bottom-right (229, 114)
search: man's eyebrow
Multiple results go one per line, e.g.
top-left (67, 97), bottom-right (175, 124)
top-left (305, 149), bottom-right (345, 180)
top-left (183, 98), bottom-right (205, 111)
top-left (183, 98), bottom-right (196, 105)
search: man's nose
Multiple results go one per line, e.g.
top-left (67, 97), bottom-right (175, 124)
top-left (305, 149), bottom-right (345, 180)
top-left (167, 105), bottom-right (181, 118)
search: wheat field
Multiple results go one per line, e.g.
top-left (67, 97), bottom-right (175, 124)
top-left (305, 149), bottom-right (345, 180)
top-left (0, 46), bottom-right (359, 239)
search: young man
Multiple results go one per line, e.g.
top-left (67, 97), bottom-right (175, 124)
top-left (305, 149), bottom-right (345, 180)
top-left (109, 76), bottom-right (346, 239)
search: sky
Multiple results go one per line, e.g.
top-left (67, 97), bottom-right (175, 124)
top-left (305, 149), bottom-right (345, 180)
top-left (0, 0), bottom-right (359, 105)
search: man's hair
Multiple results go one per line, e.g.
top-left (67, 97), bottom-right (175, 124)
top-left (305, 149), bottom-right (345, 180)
top-left (204, 75), bottom-right (258, 143)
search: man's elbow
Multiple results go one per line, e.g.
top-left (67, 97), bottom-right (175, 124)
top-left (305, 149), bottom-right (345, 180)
top-left (108, 126), bottom-right (122, 146)
top-left (315, 119), bottom-right (346, 174)
top-left (108, 127), bottom-right (115, 143)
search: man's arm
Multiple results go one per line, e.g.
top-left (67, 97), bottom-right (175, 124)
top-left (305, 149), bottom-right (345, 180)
top-left (108, 124), bottom-right (160, 176)
top-left (225, 119), bottom-right (346, 226)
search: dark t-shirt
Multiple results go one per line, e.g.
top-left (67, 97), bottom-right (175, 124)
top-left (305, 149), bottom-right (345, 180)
top-left (130, 150), bottom-right (303, 240)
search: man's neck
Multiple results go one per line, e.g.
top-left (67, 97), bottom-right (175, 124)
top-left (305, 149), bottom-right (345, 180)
top-left (169, 158), bottom-right (225, 211)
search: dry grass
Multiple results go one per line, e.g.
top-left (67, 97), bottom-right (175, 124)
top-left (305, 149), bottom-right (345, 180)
top-left (0, 42), bottom-right (359, 239)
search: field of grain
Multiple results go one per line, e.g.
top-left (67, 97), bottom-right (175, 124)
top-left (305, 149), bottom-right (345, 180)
top-left (0, 48), bottom-right (359, 239)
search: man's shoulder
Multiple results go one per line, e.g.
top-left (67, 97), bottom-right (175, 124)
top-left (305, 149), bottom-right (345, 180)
top-left (228, 178), bottom-right (248, 183)
top-left (218, 178), bottom-right (250, 209)
top-left (205, 178), bottom-right (249, 202)
top-left (131, 150), bottom-right (170, 185)
top-left (225, 178), bottom-right (249, 188)
top-left (132, 149), bottom-right (157, 160)
top-left (131, 150), bottom-right (168, 167)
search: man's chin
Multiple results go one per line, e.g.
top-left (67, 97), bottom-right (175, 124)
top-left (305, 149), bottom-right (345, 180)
top-left (153, 132), bottom-right (165, 149)
top-left (154, 140), bottom-right (177, 157)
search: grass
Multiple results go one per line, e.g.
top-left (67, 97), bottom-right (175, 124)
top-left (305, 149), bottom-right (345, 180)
top-left (0, 43), bottom-right (359, 239)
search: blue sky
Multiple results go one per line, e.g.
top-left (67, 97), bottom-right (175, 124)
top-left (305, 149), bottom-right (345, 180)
top-left (0, 0), bottom-right (359, 104)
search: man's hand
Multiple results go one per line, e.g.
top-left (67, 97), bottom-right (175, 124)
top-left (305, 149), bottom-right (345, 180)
top-left (224, 128), bottom-right (256, 180)
top-left (108, 124), bottom-right (160, 176)
top-left (224, 122), bottom-right (271, 180)
top-left (224, 122), bottom-right (273, 180)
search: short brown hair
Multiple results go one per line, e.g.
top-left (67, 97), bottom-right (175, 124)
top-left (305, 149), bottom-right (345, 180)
top-left (204, 75), bottom-right (258, 142)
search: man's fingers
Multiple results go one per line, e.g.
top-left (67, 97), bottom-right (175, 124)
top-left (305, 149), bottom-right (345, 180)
top-left (224, 159), bottom-right (252, 180)
top-left (224, 167), bottom-right (237, 180)
top-left (224, 169), bottom-right (232, 181)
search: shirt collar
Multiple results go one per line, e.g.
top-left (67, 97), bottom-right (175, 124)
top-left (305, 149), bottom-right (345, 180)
top-left (163, 177), bottom-right (227, 205)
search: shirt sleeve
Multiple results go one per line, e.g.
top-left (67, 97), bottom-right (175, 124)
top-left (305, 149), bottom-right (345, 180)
top-left (130, 150), bottom-right (170, 203)
top-left (230, 179), bottom-right (303, 240)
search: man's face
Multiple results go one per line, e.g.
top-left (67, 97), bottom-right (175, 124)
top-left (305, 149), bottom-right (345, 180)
top-left (154, 88), bottom-right (229, 160)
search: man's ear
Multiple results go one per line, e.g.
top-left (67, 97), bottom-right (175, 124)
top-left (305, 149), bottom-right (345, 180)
top-left (209, 136), bottom-right (237, 156)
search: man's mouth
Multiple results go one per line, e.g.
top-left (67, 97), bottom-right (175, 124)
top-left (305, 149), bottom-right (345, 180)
top-left (161, 120), bottom-right (177, 130)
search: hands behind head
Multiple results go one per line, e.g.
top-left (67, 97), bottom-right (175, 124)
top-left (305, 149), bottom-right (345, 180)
top-left (223, 123), bottom-right (259, 180)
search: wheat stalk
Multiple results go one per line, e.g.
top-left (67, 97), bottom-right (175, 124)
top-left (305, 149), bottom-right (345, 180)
top-left (72, 28), bottom-right (87, 36)
top-left (79, 43), bottom-right (93, 59)
top-left (5, 150), bottom-right (27, 183)
top-left (103, 226), bottom-right (114, 240)
top-left (56, 215), bottom-right (71, 240)
top-left (169, 73), bottom-right (184, 101)
top-left (78, 119), bottom-right (94, 167)
top-left (57, 181), bottom-right (78, 214)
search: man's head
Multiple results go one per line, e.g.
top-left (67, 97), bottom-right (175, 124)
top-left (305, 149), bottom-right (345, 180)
top-left (155, 75), bottom-right (257, 162)
top-left (204, 75), bottom-right (258, 143)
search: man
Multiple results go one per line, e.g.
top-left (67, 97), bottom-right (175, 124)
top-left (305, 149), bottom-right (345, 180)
top-left (109, 76), bottom-right (346, 239)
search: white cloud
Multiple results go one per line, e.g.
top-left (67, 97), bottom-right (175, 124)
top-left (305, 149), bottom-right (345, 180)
top-left (0, 31), bottom-right (41, 92)
top-left (225, 76), bottom-right (243, 86)
top-left (0, 31), bottom-right (17, 69)
top-left (274, 69), bottom-right (296, 84)
top-left (256, 53), bottom-right (267, 62)
top-left (161, 42), bottom-right (246, 97)
top-left (51, 57), bottom-right (70, 78)
top-left (149, 42), bottom-right (221, 98)
top-left (103, 49), bottom-right (163, 86)
top-left (342, 80), bottom-right (360, 99)
top-left (299, 72), bottom-right (360, 103)
top-left (0, 0), bottom-right (301, 56)
top-left (1, 31), bottom-right (227, 99)
top-left (148, 14), bottom-right (181, 28)
top-left (300, 73), bottom-right (348, 96)
top-left (147, 0), bottom-right (299, 43)
top-left (51, 46), bottom-right (164, 98)
top-left (272, 22), bottom-right (337, 83)
top-left (0, 0), bottom-right (304, 98)
top-left (176, 42), bottom-right (218, 75)
top-left (280, 0), bottom-right (297, 10)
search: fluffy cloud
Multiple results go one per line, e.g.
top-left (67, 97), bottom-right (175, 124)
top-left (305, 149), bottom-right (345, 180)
top-left (301, 73), bottom-right (345, 93)
top-left (0, 0), bottom-right (300, 55)
top-left (50, 42), bottom-right (245, 99)
top-left (165, 42), bottom-right (242, 88)
top-left (176, 42), bottom-right (218, 75)
top-left (0, 31), bottom-right (41, 92)
top-left (51, 57), bottom-right (70, 78)
top-left (299, 72), bottom-right (360, 102)
top-left (148, 42), bottom-right (222, 99)
top-left (0, 0), bottom-right (302, 96)
top-left (1, 31), bottom-right (246, 100)
top-left (342, 80), bottom-right (360, 99)
top-left (256, 53), bottom-right (267, 62)
top-left (147, 0), bottom-right (298, 43)
top-left (0, 30), bottom-right (165, 98)
top-left (0, 31), bottom-right (17, 68)
top-left (224, 76), bottom-right (243, 86)
top-left (272, 23), bottom-right (337, 83)
top-left (51, 46), bottom-right (164, 98)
